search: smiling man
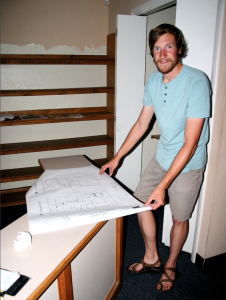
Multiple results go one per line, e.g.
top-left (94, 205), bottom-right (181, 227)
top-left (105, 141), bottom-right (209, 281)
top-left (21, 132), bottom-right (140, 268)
top-left (100, 24), bottom-right (210, 292)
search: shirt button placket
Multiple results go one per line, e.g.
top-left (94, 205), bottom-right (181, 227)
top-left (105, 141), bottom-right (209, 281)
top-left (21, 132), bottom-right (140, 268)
top-left (164, 90), bottom-right (167, 104)
top-left (163, 85), bottom-right (168, 112)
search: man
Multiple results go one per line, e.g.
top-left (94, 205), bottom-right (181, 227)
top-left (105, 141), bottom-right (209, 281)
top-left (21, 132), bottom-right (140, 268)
top-left (100, 23), bottom-right (210, 291)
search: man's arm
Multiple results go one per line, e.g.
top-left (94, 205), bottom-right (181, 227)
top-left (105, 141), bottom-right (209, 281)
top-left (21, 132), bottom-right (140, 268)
top-left (99, 105), bottom-right (154, 176)
top-left (144, 117), bottom-right (205, 209)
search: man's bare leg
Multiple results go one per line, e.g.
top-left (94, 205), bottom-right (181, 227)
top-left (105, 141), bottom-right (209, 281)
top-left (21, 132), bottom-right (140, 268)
top-left (156, 216), bottom-right (189, 291)
top-left (128, 210), bottom-right (161, 272)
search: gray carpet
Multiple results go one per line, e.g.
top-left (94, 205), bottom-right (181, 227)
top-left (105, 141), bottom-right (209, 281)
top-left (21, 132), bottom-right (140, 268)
top-left (117, 207), bottom-right (225, 300)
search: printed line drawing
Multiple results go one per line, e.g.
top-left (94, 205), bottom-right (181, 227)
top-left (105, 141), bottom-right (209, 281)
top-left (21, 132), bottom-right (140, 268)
top-left (38, 189), bottom-right (132, 215)
top-left (26, 165), bottom-right (151, 234)
top-left (32, 215), bottom-right (72, 227)
top-left (111, 183), bottom-right (121, 191)
top-left (41, 173), bottom-right (100, 192)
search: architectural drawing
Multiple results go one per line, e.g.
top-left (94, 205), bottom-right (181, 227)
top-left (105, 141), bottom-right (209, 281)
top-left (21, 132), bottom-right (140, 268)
top-left (26, 165), bottom-right (151, 234)
top-left (41, 173), bottom-right (100, 192)
top-left (38, 189), bottom-right (133, 215)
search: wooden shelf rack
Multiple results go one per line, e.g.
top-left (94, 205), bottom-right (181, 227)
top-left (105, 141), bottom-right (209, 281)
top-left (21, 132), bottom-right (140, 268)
top-left (1, 34), bottom-right (115, 207)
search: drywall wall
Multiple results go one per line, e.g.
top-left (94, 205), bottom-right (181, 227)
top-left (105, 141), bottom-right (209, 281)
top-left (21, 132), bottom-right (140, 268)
top-left (1, 0), bottom-right (109, 190)
top-left (197, 0), bottom-right (226, 259)
top-left (1, 0), bottom-right (108, 52)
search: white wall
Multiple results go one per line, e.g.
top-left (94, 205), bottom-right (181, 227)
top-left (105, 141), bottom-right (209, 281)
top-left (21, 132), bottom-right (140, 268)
top-left (175, 0), bottom-right (222, 259)
top-left (71, 219), bottom-right (116, 300)
top-left (1, 0), bottom-right (109, 190)
top-left (195, 0), bottom-right (226, 259)
top-left (176, 0), bottom-right (218, 78)
top-left (38, 280), bottom-right (59, 300)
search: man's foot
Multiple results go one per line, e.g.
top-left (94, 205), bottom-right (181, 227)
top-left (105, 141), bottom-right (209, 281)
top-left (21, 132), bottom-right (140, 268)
top-left (127, 258), bottom-right (163, 275)
top-left (156, 267), bottom-right (180, 291)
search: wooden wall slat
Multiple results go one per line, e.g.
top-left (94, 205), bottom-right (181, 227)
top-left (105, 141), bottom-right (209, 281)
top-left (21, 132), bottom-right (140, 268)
top-left (1, 135), bottom-right (114, 155)
top-left (1, 112), bottom-right (114, 126)
top-left (1, 107), bottom-right (108, 116)
top-left (1, 166), bottom-right (43, 183)
top-left (1, 87), bottom-right (114, 97)
top-left (1, 190), bottom-right (27, 206)
top-left (1, 54), bottom-right (114, 65)
top-left (0, 187), bottom-right (30, 194)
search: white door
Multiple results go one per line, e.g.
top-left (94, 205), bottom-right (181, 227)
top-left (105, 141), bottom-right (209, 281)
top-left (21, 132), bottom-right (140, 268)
top-left (115, 15), bottom-right (147, 191)
top-left (142, 6), bottom-right (176, 174)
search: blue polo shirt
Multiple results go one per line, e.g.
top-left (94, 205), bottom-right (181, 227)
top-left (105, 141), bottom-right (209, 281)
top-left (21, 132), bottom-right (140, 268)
top-left (143, 64), bottom-right (211, 172)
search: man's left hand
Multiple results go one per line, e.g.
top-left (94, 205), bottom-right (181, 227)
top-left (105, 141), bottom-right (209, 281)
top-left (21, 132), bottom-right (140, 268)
top-left (144, 186), bottom-right (165, 210)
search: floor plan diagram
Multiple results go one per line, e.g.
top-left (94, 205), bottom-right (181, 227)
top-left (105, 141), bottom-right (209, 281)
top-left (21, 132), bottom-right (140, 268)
top-left (41, 173), bottom-right (100, 192)
top-left (38, 189), bottom-right (133, 215)
top-left (45, 190), bottom-right (113, 213)
top-left (26, 165), bottom-right (151, 234)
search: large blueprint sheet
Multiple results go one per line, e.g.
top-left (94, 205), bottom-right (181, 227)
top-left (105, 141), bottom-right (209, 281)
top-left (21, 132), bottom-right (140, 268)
top-left (26, 165), bottom-right (151, 234)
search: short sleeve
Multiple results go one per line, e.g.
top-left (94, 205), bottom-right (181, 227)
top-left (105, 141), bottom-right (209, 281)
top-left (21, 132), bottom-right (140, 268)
top-left (143, 76), bottom-right (153, 106)
top-left (187, 77), bottom-right (211, 118)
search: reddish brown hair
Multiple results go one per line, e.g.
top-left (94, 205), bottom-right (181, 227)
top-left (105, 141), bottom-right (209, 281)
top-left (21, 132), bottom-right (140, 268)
top-left (149, 23), bottom-right (188, 58)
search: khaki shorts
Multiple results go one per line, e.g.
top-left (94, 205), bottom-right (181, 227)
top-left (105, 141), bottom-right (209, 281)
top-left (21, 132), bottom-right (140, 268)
top-left (134, 158), bottom-right (205, 222)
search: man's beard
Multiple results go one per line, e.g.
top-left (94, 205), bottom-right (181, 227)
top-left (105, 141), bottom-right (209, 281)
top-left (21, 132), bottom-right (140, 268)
top-left (154, 57), bottom-right (180, 74)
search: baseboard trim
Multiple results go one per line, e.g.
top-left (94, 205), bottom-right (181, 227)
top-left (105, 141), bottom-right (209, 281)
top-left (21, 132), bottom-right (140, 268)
top-left (195, 252), bottom-right (226, 270)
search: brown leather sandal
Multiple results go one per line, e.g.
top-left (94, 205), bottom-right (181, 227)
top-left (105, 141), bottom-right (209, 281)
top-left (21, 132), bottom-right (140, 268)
top-left (155, 267), bottom-right (180, 292)
top-left (127, 258), bottom-right (164, 275)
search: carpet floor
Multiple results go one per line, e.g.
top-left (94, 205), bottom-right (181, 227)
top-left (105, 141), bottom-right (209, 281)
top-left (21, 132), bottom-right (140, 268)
top-left (117, 207), bottom-right (225, 300)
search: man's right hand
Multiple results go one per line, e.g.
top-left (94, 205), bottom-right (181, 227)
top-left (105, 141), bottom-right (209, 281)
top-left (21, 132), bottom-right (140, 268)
top-left (99, 156), bottom-right (120, 176)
